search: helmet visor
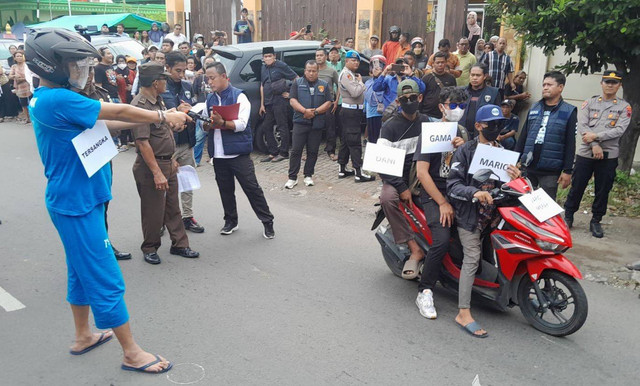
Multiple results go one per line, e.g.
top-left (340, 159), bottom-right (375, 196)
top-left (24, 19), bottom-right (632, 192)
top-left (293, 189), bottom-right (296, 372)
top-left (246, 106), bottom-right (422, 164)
top-left (67, 57), bottom-right (95, 90)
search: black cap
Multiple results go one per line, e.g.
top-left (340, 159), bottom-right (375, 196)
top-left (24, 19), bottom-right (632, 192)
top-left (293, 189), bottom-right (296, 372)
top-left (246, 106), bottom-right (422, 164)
top-left (262, 46), bottom-right (275, 55)
top-left (138, 61), bottom-right (171, 82)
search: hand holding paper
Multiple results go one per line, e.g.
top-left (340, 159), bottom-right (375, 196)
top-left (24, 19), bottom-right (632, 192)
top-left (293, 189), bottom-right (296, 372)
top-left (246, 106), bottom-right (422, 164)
top-left (420, 122), bottom-right (458, 154)
top-left (468, 144), bottom-right (520, 182)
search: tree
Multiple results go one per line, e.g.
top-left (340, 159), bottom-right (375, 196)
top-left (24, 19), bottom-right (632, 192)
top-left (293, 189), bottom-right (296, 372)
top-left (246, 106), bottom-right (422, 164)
top-left (490, 0), bottom-right (640, 172)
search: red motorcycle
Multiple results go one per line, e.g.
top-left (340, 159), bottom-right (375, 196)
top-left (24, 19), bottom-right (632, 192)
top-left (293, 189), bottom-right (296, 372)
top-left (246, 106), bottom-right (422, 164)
top-left (373, 170), bottom-right (588, 336)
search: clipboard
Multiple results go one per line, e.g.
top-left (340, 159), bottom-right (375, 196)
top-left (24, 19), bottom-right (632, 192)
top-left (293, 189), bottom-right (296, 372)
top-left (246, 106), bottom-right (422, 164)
top-left (210, 103), bottom-right (239, 121)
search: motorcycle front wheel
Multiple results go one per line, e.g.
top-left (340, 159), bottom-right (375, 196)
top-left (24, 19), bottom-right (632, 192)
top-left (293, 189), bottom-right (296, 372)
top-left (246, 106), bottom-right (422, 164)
top-left (518, 270), bottom-right (588, 337)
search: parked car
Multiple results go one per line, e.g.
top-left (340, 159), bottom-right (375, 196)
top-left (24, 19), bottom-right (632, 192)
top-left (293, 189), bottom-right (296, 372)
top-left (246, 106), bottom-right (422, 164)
top-left (89, 34), bottom-right (146, 62)
top-left (0, 38), bottom-right (21, 72)
top-left (212, 40), bottom-right (370, 153)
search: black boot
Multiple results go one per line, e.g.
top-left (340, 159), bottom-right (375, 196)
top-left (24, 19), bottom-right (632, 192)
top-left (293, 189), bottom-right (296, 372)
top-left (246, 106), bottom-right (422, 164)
top-left (564, 212), bottom-right (574, 229)
top-left (590, 220), bottom-right (604, 238)
top-left (338, 164), bottom-right (355, 178)
top-left (354, 168), bottom-right (375, 183)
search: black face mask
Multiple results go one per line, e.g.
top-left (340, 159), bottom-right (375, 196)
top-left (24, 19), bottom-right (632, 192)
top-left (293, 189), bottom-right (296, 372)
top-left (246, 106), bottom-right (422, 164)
top-left (480, 121), bottom-right (503, 141)
top-left (400, 99), bottom-right (419, 115)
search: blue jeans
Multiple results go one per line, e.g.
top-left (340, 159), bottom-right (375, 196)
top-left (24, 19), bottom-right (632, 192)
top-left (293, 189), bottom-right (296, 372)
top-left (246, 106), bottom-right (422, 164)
top-left (194, 121), bottom-right (207, 164)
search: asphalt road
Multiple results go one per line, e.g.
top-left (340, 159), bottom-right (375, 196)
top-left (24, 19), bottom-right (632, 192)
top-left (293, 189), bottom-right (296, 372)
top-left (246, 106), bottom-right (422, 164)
top-left (1, 121), bottom-right (639, 385)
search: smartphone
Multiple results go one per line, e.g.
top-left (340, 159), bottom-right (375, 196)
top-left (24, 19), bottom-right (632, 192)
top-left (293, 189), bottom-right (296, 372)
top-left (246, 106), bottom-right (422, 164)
top-left (214, 31), bottom-right (225, 37)
top-left (391, 64), bottom-right (405, 73)
top-left (306, 24), bottom-right (312, 34)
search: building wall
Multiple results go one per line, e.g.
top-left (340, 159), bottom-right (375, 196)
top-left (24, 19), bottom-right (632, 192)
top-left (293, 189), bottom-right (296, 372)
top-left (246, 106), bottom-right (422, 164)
top-left (190, 0), bottom-right (242, 43)
top-left (259, 0), bottom-right (358, 42)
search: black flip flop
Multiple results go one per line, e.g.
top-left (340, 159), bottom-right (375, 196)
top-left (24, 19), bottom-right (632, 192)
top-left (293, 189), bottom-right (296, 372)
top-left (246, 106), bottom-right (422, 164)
top-left (69, 332), bottom-right (113, 355)
top-left (458, 321), bottom-right (489, 338)
top-left (121, 355), bottom-right (173, 374)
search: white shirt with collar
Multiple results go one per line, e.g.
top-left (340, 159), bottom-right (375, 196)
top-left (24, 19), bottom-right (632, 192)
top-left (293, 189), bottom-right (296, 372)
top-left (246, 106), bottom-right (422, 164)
top-left (204, 91), bottom-right (251, 158)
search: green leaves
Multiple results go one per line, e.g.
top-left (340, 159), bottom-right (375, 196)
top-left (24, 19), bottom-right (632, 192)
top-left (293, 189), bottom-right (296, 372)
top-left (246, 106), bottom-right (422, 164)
top-left (491, 0), bottom-right (640, 74)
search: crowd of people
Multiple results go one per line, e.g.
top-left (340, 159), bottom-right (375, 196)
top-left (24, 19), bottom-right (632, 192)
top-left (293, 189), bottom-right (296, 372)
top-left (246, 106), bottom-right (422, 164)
top-left (5, 8), bottom-right (634, 374)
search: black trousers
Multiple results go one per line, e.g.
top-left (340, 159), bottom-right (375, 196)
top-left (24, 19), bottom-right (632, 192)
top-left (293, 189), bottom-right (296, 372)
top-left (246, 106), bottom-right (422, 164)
top-left (418, 198), bottom-right (451, 292)
top-left (338, 107), bottom-right (364, 169)
top-left (527, 170), bottom-right (561, 200)
top-left (564, 155), bottom-right (618, 222)
top-left (324, 106), bottom-right (341, 154)
top-left (263, 103), bottom-right (290, 157)
top-left (212, 154), bottom-right (274, 224)
top-left (288, 124), bottom-right (323, 179)
top-left (0, 83), bottom-right (20, 118)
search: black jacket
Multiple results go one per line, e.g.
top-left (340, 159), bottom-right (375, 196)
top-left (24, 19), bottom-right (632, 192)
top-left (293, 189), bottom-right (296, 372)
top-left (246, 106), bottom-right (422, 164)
top-left (447, 138), bottom-right (504, 232)
top-left (378, 113), bottom-right (427, 193)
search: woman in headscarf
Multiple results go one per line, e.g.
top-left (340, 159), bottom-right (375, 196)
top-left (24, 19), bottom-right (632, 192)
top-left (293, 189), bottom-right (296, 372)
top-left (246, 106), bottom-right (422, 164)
top-left (148, 22), bottom-right (164, 45)
top-left (474, 38), bottom-right (486, 61)
top-left (466, 12), bottom-right (482, 54)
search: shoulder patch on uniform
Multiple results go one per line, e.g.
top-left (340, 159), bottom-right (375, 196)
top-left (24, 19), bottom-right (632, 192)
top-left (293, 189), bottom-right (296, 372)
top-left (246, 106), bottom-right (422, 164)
top-left (347, 74), bottom-right (353, 80)
top-left (627, 105), bottom-right (632, 118)
top-left (318, 85), bottom-right (325, 93)
top-left (581, 100), bottom-right (588, 109)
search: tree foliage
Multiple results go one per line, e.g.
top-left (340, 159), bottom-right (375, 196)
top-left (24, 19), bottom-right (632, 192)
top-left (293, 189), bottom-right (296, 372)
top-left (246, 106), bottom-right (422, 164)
top-left (491, 0), bottom-right (640, 171)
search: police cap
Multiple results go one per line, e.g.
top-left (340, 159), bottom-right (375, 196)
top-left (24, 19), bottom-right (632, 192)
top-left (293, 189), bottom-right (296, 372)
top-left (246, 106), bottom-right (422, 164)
top-left (602, 70), bottom-right (623, 82)
top-left (138, 61), bottom-right (170, 82)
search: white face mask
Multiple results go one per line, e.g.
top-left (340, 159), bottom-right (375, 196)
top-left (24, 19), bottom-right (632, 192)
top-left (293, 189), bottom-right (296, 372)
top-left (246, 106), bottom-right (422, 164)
top-left (445, 107), bottom-right (464, 122)
top-left (117, 63), bottom-right (127, 70)
top-left (68, 58), bottom-right (93, 90)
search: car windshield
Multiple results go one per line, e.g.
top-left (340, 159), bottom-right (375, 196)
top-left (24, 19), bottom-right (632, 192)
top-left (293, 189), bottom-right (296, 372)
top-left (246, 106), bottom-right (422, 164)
top-left (212, 53), bottom-right (237, 74)
top-left (0, 45), bottom-right (11, 60)
top-left (98, 40), bottom-right (145, 61)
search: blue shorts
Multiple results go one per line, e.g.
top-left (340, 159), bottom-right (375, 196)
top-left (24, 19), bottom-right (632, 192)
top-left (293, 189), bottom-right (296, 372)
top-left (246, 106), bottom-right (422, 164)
top-left (48, 203), bottom-right (129, 329)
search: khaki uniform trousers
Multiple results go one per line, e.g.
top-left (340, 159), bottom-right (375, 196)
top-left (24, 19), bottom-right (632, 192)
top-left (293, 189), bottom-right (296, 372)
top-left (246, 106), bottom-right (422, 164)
top-left (133, 157), bottom-right (189, 253)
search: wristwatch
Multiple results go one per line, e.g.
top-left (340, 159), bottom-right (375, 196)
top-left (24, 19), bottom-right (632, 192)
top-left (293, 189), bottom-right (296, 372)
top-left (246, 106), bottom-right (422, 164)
top-left (313, 110), bottom-right (319, 116)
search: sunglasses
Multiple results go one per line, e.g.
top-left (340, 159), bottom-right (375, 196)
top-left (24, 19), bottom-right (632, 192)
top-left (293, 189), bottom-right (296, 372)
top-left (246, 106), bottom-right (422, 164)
top-left (398, 94), bottom-right (419, 103)
top-left (482, 120), bottom-right (505, 130)
top-left (603, 80), bottom-right (620, 85)
top-left (448, 102), bottom-right (467, 110)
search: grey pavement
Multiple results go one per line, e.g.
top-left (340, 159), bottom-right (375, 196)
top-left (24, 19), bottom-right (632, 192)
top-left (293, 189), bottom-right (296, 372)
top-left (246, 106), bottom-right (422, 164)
top-left (1, 121), bottom-right (639, 385)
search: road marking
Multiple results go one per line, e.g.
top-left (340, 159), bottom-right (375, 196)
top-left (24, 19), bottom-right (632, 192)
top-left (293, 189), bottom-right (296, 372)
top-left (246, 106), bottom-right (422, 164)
top-left (166, 363), bottom-right (206, 384)
top-left (472, 374), bottom-right (482, 386)
top-left (0, 285), bottom-right (26, 312)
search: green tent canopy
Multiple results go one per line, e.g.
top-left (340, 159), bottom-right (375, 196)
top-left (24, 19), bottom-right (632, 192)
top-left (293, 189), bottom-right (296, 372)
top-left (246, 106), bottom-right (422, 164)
top-left (27, 13), bottom-right (161, 33)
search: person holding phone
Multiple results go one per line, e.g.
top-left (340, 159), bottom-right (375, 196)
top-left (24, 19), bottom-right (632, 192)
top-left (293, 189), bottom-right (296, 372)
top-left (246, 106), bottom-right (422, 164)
top-left (372, 57), bottom-right (425, 109)
top-left (234, 8), bottom-right (255, 44)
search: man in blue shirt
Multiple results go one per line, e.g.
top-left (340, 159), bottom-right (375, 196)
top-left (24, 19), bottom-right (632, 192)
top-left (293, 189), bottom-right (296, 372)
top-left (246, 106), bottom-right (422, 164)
top-left (26, 28), bottom-right (190, 374)
top-left (233, 8), bottom-right (255, 44)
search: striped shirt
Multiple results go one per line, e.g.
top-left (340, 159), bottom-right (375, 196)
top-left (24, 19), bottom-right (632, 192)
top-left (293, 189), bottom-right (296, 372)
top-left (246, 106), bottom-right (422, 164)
top-left (483, 51), bottom-right (514, 89)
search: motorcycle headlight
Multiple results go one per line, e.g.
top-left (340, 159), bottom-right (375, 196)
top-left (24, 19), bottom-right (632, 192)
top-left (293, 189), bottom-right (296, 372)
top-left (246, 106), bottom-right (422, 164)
top-left (535, 239), bottom-right (569, 253)
top-left (511, 212), bottom-right (565, 244)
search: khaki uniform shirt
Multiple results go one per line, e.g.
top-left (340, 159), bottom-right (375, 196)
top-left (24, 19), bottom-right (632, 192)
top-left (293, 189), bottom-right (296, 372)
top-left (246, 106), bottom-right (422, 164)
top-left (131, 93), bottom-right (176, 157)
top-left (577, 95), bottom-right (631, 159)
top-left (339, 67), bottom-right (365, 106)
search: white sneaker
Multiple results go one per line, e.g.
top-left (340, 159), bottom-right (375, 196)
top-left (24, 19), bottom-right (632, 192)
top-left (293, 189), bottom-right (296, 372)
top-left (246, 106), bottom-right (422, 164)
top-left (284, 179), bottom-right (298, 189)
top-left (415, 289), bottom-right (437, 319)
top-left (303, 176), bottom-right (314, 186)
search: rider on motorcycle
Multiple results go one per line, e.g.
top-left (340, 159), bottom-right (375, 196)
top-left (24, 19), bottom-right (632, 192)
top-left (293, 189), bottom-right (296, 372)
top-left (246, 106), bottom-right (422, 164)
top-left (378, 79), bottom-right (426, 279)
top-left (447, 104), bottom-right (521, 338)
top-left (413, 87), bottom-right (467, 319)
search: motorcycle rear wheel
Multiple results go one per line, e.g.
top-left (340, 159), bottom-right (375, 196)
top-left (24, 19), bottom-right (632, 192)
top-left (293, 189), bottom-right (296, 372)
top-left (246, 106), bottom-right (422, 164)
top-left (518, 270), bottom-right (588, 337)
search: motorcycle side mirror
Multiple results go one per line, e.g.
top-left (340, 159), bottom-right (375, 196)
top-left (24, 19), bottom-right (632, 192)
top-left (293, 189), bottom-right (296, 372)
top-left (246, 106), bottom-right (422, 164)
top-left (472, 169), bottom-right (495, 184)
